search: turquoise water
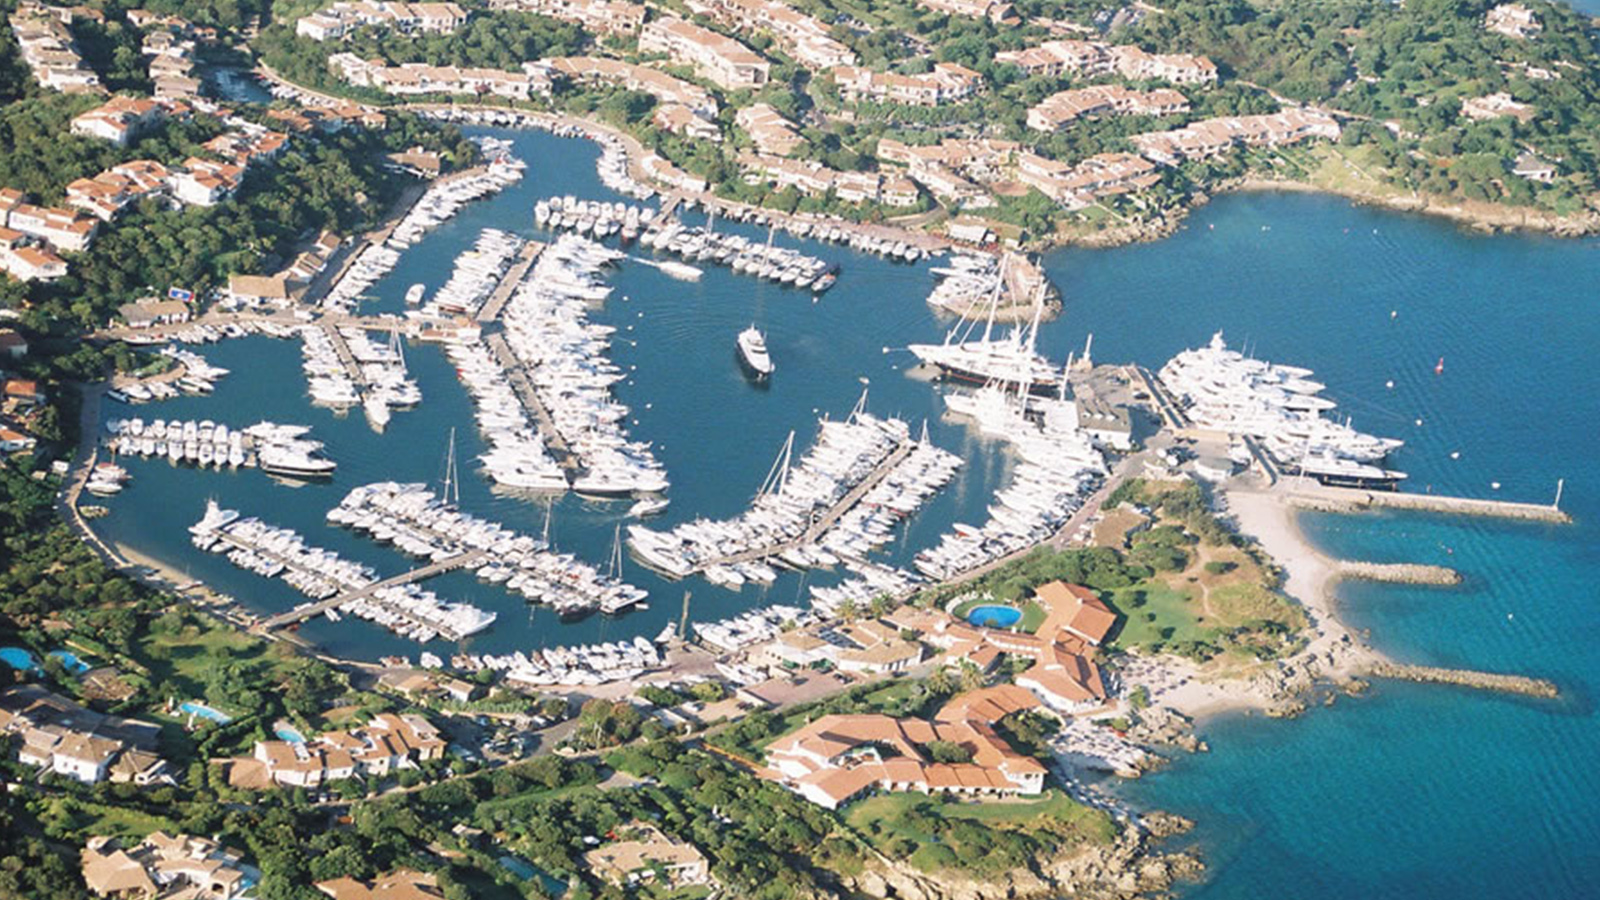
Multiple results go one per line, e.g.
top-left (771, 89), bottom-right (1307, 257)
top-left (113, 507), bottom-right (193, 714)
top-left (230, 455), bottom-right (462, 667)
top-left (0, 646), bottom-right (38, 673)
top-left (180, 701), bottom-right (232, 724)
top-left (84, 126), bottom-right (1600, 896)
top-left (966, 604), bottom-right (1023, 628)
top-left (274, 725), bottom-right (306, 743)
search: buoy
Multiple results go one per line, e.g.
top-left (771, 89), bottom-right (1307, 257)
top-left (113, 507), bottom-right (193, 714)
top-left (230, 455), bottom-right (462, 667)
top-left (882, 347), bottom-right (890, 354)
top-left (1450, 451), bottom-right (1460, 460)
top-left (1434, 357), bottom-right (1444, 375)
top-left (1385, 380), bottom-right (1395, 389)
top-left (1491, 481), bottom-right (1501, 490)
top-left (1415, 418), bottom-right (1424, 427)
top-left (1390, 310), bottom-right (1398, 319)
top-left (1507, 613), bottom-right (1514, 621)
top-left (645, 403), bottom-right (652, 409)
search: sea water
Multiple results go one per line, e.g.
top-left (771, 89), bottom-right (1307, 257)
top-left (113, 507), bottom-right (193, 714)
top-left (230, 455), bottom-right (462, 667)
top-left (89, 128), bottom-right (1599, 896)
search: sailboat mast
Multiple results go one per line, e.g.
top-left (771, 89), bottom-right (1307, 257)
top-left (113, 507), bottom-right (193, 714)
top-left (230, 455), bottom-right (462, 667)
top-left (441, 427), bottom-right (459, 507)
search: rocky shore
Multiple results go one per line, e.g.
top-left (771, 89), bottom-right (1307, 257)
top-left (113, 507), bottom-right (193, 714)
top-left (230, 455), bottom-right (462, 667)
top-left (833, 820), bottom-right (1204, 900)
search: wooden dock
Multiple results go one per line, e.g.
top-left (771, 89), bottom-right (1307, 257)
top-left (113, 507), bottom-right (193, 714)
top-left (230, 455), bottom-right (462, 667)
top-left (320, 322), bottom-right (366, 385)
top-left (255, 549), bottom-right (485, 633)
top-left (476, 240), bottom-right (544, 323)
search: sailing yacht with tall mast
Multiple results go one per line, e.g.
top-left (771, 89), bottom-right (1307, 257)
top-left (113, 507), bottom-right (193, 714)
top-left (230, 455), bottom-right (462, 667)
top-left (908, 257), bottom-right (1062, 394)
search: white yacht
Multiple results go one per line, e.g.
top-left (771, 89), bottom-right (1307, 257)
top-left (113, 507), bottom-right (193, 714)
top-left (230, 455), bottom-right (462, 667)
top-left (737, 325), bottom-right (774, 378)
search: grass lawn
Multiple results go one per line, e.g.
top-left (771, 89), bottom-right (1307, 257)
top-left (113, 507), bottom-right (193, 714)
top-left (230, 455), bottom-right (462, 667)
top-left (847, 789), bottom-right (1117, 850)
top-left (1104, 581), bottom-right (1210, 652)
top-left (34, 796), bottom-right (179, 841)
top-left (135, 613), bottom-right (302, 716)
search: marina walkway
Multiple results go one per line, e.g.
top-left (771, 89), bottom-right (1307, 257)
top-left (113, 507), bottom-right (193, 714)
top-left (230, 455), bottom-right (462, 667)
top-left (476, 241), bottom-right (544, 323)
top-left (254, 548), bottom-right (486, 633)
top-left (1286, 484), bottom-right (1570, 523)
top-left (320, 322), bottom-right (366, 385)
top-left (685, 440), bottom-right (917, 574)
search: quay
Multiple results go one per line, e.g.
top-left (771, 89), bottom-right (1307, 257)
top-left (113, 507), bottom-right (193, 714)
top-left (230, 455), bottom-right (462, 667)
top-left (1130, 365), bottom-right (1191, 432)
top-left (684, 440), bottom-right (916, 575)
top-left (476, 241), bottom-right (544, 323)
top-left (483, 331), bottom-right (574, 466)
top-left (320, 322), bottom-right (367, 385)
top-left (1287, 484), bottom-right (1571, 524)
top-left (254, 548), bottom-right (486, 633)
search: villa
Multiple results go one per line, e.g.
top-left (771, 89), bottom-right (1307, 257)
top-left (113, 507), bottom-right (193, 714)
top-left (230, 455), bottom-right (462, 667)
top-left (225, 713), bottom-right (447, 788)
top-left (82, 833), bottom-right (255, 899)
top-left (639, 17), bottom-right (770, 91)
top-left (583, 822), bottom-right (711, 889)
top-left (487, 0), bottom-right (645, 35)
top-left (831, 62), bottom-right (984, 106)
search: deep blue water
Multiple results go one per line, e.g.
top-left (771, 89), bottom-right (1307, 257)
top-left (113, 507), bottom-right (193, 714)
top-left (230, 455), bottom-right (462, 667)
top-left (87, 128), bottom-right (1600, 897)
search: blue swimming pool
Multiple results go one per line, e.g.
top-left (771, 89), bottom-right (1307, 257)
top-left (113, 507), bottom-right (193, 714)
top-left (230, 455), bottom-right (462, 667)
top-left (966, 605), bottom-right (1023, 628)
top-left (47, 650), bottom-right (91, 675)
top-left (274, 726), bottom-right (306, 743)
top-left (179, 701), bottom-right (232, 724)
top-left (0, 647), bottom-right (39, 673)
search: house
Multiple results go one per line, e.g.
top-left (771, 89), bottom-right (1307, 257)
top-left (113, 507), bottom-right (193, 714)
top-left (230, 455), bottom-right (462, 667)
top-left (584, 822), bottom-right (711, 889)
top-left (1026, 85), bottom-right (1189, 132)
top-left (639, 17), bottom-right (770, 91)
top-left (170, 158), bottom-right (244, 206)
top-left (0, 686), bottom-right (163, 784)
top-left (881, 176), bottom-right (920, 207)
top-left (3, 199), bottom-right (98, 251)
top-left (690, 0), bottom-right (855, 69)
top-left (915, 0), bottom-right (1018, 25)
top-left (736, 103), bottom-right (804, 156)
top-left (118, 298), bottom-right (191, 328)
top-left (830, 62), bottom-right (983, 106)
top-left (0, 328), bottom-right (27, 358)
top-left (1511, 151), bottom-right (1556, 182)
top-left (1132, 109), bottom-right (1341, 166)
top-left (652, 102), bottom-right (722, 141)
top-left (227, 274), bottom-right (289, 307)
top-left (1077, 397), bottom-right (1133, 449)
top-left (4, 378), bottom-right (44, 407)
top-left (82, 833), bottom-right (254, 900)
top-left (1109, 45), bottom-right (1218, 85)
top-left (316, 869), bottom-right (445, 900)
top-left (70, 95), bottom-right (166, 145)
top-left (1460, 92), bottom-right (1536, 122)
top-left (1486, 3), bottom-right (1540, 39)
top-left (0, 241), bottom-right (69, 282)
top-left (0, 427), bottom-right (38, 453)
top-left (295, 2), bottom-right (468, 41)
top-left (486, 0), bottom-right (645, 35)
top-left (227, 713), bottom-right (446, 788)
top-left (547, 56), bottom-right (717, 117)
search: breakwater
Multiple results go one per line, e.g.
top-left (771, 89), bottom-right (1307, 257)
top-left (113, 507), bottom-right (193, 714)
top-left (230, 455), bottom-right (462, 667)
top-left (1287, 487), bottom-right (1571, 524)
top-left (1334, 561), bottom-right (1462, 586)
top-left (1366, 662), bottom-right (1559, 699)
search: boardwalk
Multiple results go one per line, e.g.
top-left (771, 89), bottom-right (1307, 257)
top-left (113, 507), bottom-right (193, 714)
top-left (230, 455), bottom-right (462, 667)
top-left (255, 549), bottom-right (486, 633)
top-left (476, 240), bottom-right (544, 323)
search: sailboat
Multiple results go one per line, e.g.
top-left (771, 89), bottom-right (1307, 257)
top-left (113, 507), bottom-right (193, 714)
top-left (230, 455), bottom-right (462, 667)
top-left (600, 525), bottom-right (645, 614)
top-left (440, 427), bottom-right (460, 509)
top-left (907, 258), bottom-right (1062, 394)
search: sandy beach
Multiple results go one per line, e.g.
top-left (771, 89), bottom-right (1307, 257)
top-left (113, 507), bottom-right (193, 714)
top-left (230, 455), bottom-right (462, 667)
top-left (1119, 485), bottom-right (1385, 722)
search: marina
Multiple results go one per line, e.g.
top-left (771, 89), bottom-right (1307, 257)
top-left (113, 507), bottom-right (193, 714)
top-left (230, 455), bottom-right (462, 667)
top-left (102, 418), bottom-right (334, 477)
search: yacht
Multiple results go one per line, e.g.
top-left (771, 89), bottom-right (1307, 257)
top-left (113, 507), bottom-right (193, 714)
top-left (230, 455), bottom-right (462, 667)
top-left (258, 445), bottom-right (337, 479)
top-left (737, 325), bottom-right (773, 378)
top-left (405, 283), bottom-right (426, 305)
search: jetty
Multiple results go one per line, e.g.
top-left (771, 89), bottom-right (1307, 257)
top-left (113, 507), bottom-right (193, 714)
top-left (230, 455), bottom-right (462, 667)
top-left (1333, 561), bottom-right (1462, 586)
top-left (483, 331), bottom-right (574, 465)
top-left (476, 240), bottom-right (544, 323)
top-left (684, 440), bottom-right (917, 575)
top-left (1287, 485), bottom-right (1570, 524)
top-left (1366, 662), bottom-right (1559, 699)
top-left (254, 549), bottom-right (485, 633)
top-left (319, 323), bottom-right (366, 385)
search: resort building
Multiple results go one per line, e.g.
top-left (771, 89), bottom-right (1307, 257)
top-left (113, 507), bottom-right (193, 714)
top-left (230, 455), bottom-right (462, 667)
top-left (226, 713), bottom-right (447, 788)
top-left (66, 160), bottom-right (172, 222)
top-left (295, 1), bottom-right (469, 41)
top-left (0, 229), bottom-right (68, 282)
top-left (1486, 3), bottom-right (1541, 39)
top-left (329, 53), bottom-right (553, 100)
top-left (1130, 109), bottom-right (1342, 165)
top-left (0, 685), bottom-right (165, 785)
top-left (170, 158), bottom-right (245, 206)
top-left (0, 190), bottom-right (99, 252)
top-left (915, 0), bottom-right (1019, 25)
top-left (639, 17), bottom-right (770, 91)
top-left (830, 62), bottom-right (984, 106)
top-left (996, 39), bottom-right (1217, 85)
top-left (737, 153), bottom-right (900, 206)
top-left (652, 102), bottom-right (722, 141)
top-left (761, 617), bottom-right (927, 673)
top-left (875, 137), bottom-right (1020, 207)
top-left (763, 706), bottom-right (1047, 809)
top-left (316, 869), bottom-right (446, 900)
top-left (1026, 85), bottom-right (1190, 132)
top-left (1460, 92), bottom-right (1537, 122)
top-left (81, 833), bottom-right (255, 900)
top-left (546, 56), bottom-right (717, 116)
top-left (736, 103), bottom-right (804, 156)
top-left (487, 0), bottom-right (646, 35)
top-left (583, 822), bottom-right (711, 889)
top-left (687, 0), bottom-right (856, 69)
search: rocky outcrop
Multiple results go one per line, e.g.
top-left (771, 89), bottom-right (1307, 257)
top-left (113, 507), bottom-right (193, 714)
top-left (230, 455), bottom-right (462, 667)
top-left (836, 823), bottom-right (1203, 900)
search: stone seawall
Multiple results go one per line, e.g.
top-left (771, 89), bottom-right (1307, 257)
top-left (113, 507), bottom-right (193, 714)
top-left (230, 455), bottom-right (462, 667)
top-left (1366, 662), bottom-right (1559, 698)
top-left (1288, 490), bottom-right (1570, 523)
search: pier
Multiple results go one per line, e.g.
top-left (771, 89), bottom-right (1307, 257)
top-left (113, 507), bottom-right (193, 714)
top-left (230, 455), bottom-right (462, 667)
top-left (482, 331), bottom-right (574, 466)
top-left (1365, 662), bottom-right (1559, 698)
top-left (476, 240), bottom-right (544, 323)
top-left (685, 440), bottom-right (916, 575)
top-left (1287, 485), bottom-right (1571, 524)
top-left (254, 549), bottom-right (486, 633)
top-left (319, 323), bottom-right (366, 386)
top-left (1333, 561), bottom-right (1462, 586)
top-left (1130, 365), bottom-right (1191, 432)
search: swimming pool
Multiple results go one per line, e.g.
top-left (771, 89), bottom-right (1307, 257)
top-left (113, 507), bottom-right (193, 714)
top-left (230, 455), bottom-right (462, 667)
top-left (0, 647), bottom-right (39, 673)
top-left (274, 725), bottom-right (306, 743)
top-left (47, 650), bottom-right (91, 675)
top-left (966, 605), bottom-right (1023, 628)
top-left (179, 701), bottom-right (233, 724)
